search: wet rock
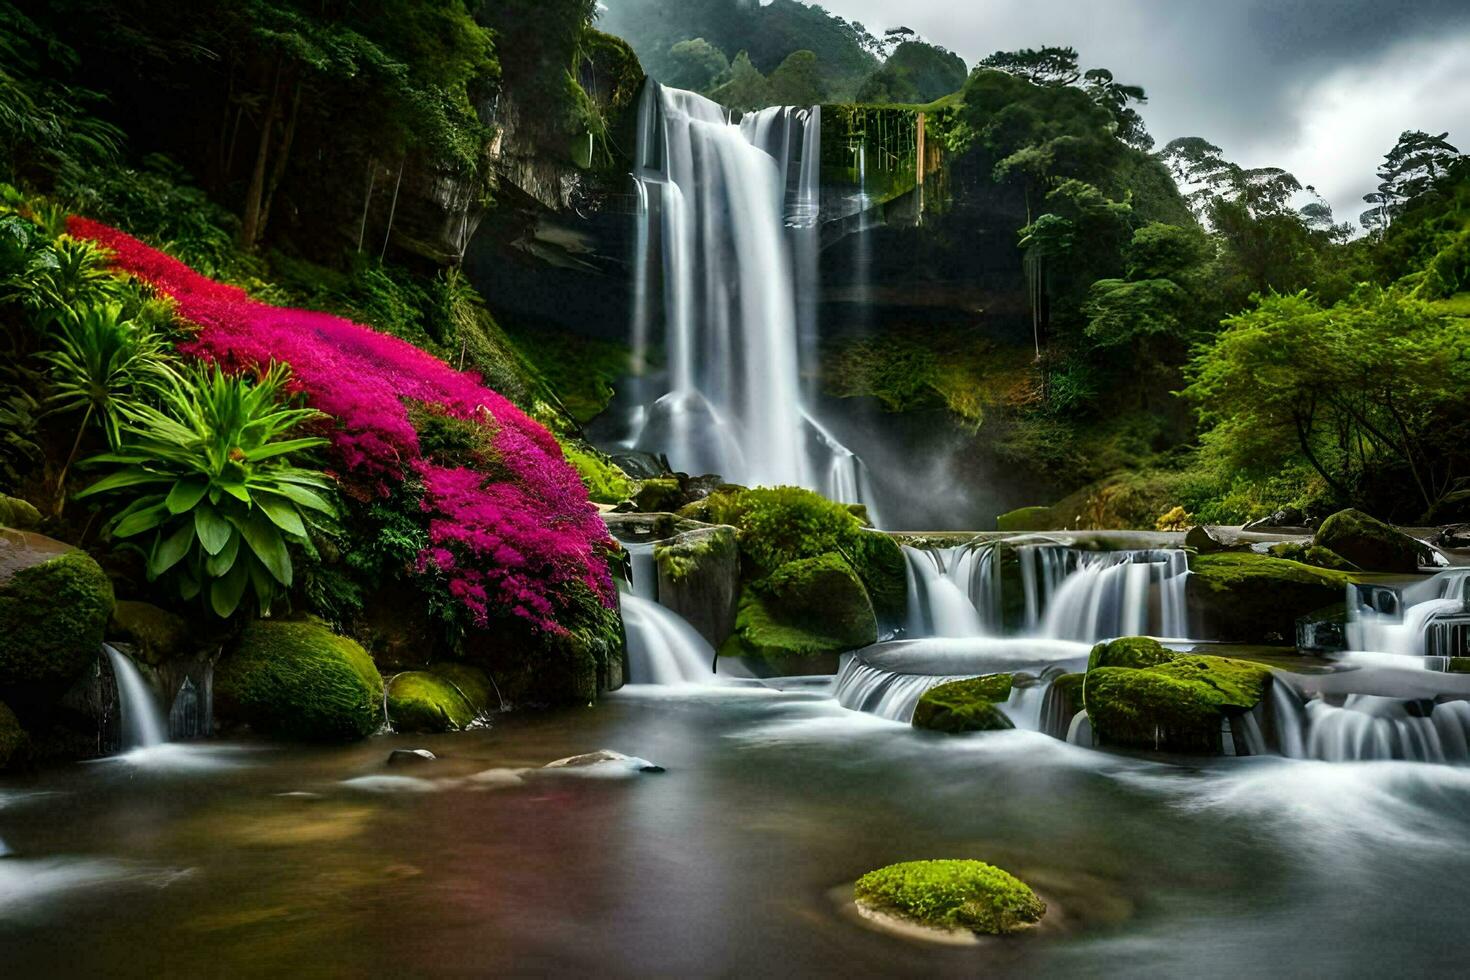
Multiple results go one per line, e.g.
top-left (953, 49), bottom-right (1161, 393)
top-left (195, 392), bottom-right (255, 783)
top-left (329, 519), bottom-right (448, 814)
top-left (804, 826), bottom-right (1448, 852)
top-left (912, 675), bottom-right (1016, 734)
top-left (1187, 552), bottom-right (1354, 644)
top-left (387, 748), bottom-right (437, 766)
top-left (1313, 508), bottom-right (1432, 573)
top-left (543, 749), bottom-right (631, 768)
top-left (1437, 524), bottom-right (1470, 550)
top-left (427, 662), bottom-right (497, 716)
top-left (854, 859), bottom-right (1046, 936)
top-left (0, 531), bottom-right (114, 689)
top-left (0, 494), bottom-right (41, 530)
top-left (1242, 506), bottom-right (1306, 531)
top-left (108, 601), bottom-right (189, 667)
top-left (388, 671), bottom-right (476, 733)
top-left (720, 553), bottom-right (877, 661)
top-left (654, 525), bottom-right (740, 648)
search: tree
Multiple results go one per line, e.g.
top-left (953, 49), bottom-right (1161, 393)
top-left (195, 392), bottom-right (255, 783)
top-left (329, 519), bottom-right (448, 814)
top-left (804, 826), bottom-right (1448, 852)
top-left (1360, 130), bottom-right (1460, 235)
top-left (665, 37), bottom-right (729, 92)
top-left (979, 46), bottom-right (1081, 86)
top-left (767, 50), bottom-right (828, 105)
top-left (856, 40), bottom-right (966, 105)
top-left (710, 51), bottom-right (772, 112)
top-left (1083, 68), bottom-right (1151, 151)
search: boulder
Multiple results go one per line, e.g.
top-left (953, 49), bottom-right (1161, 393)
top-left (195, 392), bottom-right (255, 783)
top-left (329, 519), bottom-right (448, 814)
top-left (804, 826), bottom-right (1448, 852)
top-left (215, 620), bottom-right (384, 742)
top-left (0, 699), bottom-right (29, 769)
top-left (387, 748), bottom-right (436, 766)
top-left (387, 671), bottom-right (477, 733)
top-left (1314, 508), bottom-right (1431, 573)
top-left (1266, 541), bottom-right (1357, 571)
top-left (853, 859), bottom-right (1046, 936)
top-left (1185, 524), bottom-right (1236, 554)
top-left (0, 495), bottom-right (41, 529)
top-left (428, 662), bottom-right (497, 715)
top-left (0, 531), bottom-right (114, 688)
top-left (1437, 524), bottom-right (1470, 550)
top-left (912, 675), bottom-right (1015, 734)
top-left (1087, 636), bottom-right (1174, 671)
top-left (1242, 506), bottom-right (1307, 531)
top-left (1083, 646), bottom-right (1272, 755)
top-left (720, 553), bottom-right (877, 662)
top-left (996, 506), bottom-right (1054, 532)
top-left (108, 601), bottom-right (189, 667)
top-left (1187, 552), bottom-right (1354, 644)
top-left (655, 525), bottom-right (741, 647)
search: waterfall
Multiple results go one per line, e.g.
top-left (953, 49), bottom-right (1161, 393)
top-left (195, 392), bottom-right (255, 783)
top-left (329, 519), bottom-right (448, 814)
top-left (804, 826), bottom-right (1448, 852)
top-left (618, 539), bottom-right (720, 685)
top-left (1269, 682), bottom-right (1470, 763)
top-left (103, 644), bottom-right (167, 751)
top-left (629, 82), bottom-right (872, 508)
top-left (1346, 570), bottom-right (1470, 657)
top-left (899, 543), bottom-right (1190, 643)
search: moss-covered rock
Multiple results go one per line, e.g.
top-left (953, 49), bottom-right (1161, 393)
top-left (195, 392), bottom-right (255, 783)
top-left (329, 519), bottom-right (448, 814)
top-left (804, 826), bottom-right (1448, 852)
top-left (721, 553), bottom-right (876, 661)
top-left (634, 477), bottom-right (682, 513)
top-left (216, 620), bottom-right (384, 742)
top-left (997, 506), bottom-right (1053, 532)
top-left (0, 495), bottom-right (41, 529)
top-left (562, 443), bottom-right (633, 505)
top-left (1187, 552), bottom-right (1355, 643)
top-left (0, 533), bottom-right (114, 688)
top-left (1314, 508), bottom-right (1430, 573)
top-left (428, 662), bottom-right (496, 714)
top-left (912, 675), bottom-right (1015, 734)
top-left (1087, 636), bottom-right (1174, 672)
top-left (854, 859), bottom-right (1046, 936)
top-left (387, 671), bottom-right (476, 733)
top-left (1083, 645), bottom-right (1272, 755)
top-left (460, 592), bottom-right (624, 707)
top-left (655, 525), bottom-right (741, 647)
top-left (0, 699), bottom-right (29, 769)
top-left (1267, 541), bottom-right (1357, 571)
top-left (108, 600), bottom-right (189, 667)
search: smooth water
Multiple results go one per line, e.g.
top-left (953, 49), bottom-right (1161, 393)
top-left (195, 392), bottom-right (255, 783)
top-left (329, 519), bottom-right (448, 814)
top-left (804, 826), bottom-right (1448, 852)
top-left (629, 83), bottom-right (870, 507)
top-left (6, 691), bottom-right (1470, 975)
top-left (103, 644), bottom-right (167, 751)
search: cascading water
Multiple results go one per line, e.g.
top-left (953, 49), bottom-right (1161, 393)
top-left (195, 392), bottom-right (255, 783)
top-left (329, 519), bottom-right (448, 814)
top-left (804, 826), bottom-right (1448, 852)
top-left (1270, 682), bottom-right (1470, 763)
top-left (899, 542), bottom-right (1191, 642)
top-left (618, 541), bottom-right (720, 685)
top-left (103, 644), bottom-right (167, 751)
top-left (629, 82), bottom-right (871, 509)
top-left (1346, 569), bottom-right (1470, 657)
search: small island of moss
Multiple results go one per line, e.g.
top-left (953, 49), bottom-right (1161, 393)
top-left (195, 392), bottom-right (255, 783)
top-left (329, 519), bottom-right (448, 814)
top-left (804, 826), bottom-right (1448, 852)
top-left (853, 859), bottom-right (1046, 937)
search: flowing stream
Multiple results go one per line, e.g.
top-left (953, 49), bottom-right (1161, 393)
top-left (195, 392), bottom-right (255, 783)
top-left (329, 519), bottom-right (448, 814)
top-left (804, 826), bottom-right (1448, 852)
top-left (628, 83), bottom-right (870, 507)
top-left (618, 541), bottom-right (722, 685)
top-left (102, 644), bottom-right (167, 752)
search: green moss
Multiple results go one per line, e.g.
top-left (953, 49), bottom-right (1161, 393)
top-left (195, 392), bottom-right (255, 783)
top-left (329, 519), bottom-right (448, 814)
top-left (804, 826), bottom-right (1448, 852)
top-left (996, 506), bottom-right (1054, 532)
top-left (504, 321), bottom-right (630, 424)
top-left (0, 546), bottom-right (114, 687)
top-left (655, 526), bottom-right (738, 583)
top-left (1050, 672), bottom-right (1086, 720)
top-left (634, 477), bottom-right (681, 513)
top-left (1087, 636), bottom-right (1173, 672)
top-left (1083, 645), bottom-right (1272, 754)
top-left (388, 671), bottom-right (476, 733)
top-left (109, 600), bottom-right (188, 667)
top-left (848, 530), bottom-right (907, 621)
top-left (1187, 552), bottom-right (1356, 644)
top-left (562, 443), bottom-right (633, 504)
top-left (216, 620), bottom-right (384, 742)
top-left (428, 662), bottom-right (496, 714)
top-left (853, 859), bottom-right (1046, 935)
top-left (1314, 508), bottom-right (1429, 573)
top-left (0, 494), bottom-right (40, 529)
top-left (722, 553), bottom-right (876, 661)
top-left (1267, 541), bottom-right (1357, 571)
top-left (912, 675), bottom-right (1015, 734)
top-left (0, 699), bottom-right (29, 770)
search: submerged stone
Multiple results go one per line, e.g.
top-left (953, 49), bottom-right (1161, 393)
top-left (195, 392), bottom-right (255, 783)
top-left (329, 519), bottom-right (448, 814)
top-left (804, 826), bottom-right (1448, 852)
top-left (912, 675), bottom-right (1015, 734)
top-left (215, 620), bottom-right (384, 742)
top-left (853, 859), bottom-right (1046, 936)
top-left (388, 671), bottom-right (477, 733)
top-left (0, 532), bottom-right (114, 688)
top-left (387, 748), bottom-right (437, 766)
top-left (1314, 508), bottom-right (1431, 573)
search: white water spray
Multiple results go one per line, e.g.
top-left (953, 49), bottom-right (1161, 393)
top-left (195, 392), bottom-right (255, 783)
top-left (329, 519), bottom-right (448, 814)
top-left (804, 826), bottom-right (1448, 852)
top-left (103, 644), bottom-right (167, 751)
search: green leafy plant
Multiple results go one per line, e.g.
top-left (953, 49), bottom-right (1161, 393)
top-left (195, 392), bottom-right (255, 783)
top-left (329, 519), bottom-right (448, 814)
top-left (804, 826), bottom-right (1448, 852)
top-left (78, 363), bottom-right (337, 617)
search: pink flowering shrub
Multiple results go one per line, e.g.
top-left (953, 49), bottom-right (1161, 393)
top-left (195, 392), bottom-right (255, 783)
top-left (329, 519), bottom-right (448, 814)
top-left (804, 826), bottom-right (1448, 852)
top-left (69, 217), bottom-right (615, 633)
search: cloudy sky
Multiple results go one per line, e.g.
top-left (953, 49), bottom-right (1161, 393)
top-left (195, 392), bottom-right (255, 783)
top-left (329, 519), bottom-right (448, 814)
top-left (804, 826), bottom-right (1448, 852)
top-left (819, 0), bottom-right (1470, 224)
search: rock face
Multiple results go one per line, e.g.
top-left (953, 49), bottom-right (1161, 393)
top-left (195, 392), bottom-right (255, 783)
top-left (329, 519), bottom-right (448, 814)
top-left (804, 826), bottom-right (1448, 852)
top-left (721, 553), bottom-right (877, 661)
top-left (1083, 638), bottom-right (1272, 755)
top-left (912, 675), bottom-right (1015, 734)
top-left (387, 671), bottom-right (477, 733)
top-left (1314, 508), bottom-right (1431, 573)
top-left (0, 531), bottom-right (114, 689)
top-left (1187, 552), bottom-right (1353, 644)
top-left (215, 621), bottom-right (384, 742)
top-left (108, 601), bottom-right (189, 667)
top-left (853, 859), bottom-right (1047, 936)
top-left (655, 525), bottom-right (740, 648)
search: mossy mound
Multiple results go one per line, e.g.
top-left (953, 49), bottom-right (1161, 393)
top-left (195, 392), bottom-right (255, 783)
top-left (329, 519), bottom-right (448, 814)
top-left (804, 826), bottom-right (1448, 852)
top-left (854, 859), bottom-right (1046, 936)
top-left (1087, 636), bottom-right (1174, 672)
top-left (1083, 643), bottom-right (1272, 755)
top-left (1314, 508), bottom-right (1430, 573)
top-left (655, 525), bottom-right (741, 646)
top-left (721, 553), bottom-right (877, 661)
top-left (1187, 552), bottom-right (1354, 643)
top-left (0, 699), bottom-right (29, 770)
top-left (216, 620), bottom-right (384, 742)
top-left (997, 506), bottom-right (1054, 532)
top-left (634, 477), bottom-right (682, 513)
top-left (388, 671), bottom-right (477, 733)
top-left (0, 495), bottom-right (41, 529)
top-left (562, 443), bottom-right (633, 505)
top-left (0, 537), bottom-right (114, 688)
top-left (108, 600), bottom-right (189, 667)
top-left (912, 675), bottom-right (1015, 733)
top-left (428, 662), bottom-right (496, 714)
top-left (1266, 541), bottom-right (1357, 571)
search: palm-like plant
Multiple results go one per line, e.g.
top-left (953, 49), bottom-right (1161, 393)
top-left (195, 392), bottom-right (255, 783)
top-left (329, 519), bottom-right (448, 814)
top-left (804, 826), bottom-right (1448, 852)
top-left (77, 363), bottom-right (338, 618)
top-left (39, 301), bottom-right (176, 504)
top-left (17, 236), bottom-right (127, 320)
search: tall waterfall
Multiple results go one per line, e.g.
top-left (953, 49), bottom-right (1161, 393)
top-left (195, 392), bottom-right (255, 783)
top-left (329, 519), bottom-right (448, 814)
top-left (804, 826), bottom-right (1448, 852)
top-left (900, 543), bottom-right (1191, 642)
top-left (630, 83), bottom-right (870, 507)
top-left (103, 644), bottom-right (167, 751)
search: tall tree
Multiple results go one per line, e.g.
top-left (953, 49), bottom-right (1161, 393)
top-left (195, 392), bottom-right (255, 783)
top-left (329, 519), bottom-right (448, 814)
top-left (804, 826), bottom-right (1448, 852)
top-left (1360, 130), bottom-right (1460, 235)
top-left (978, 46), bottom-right (1081, 86)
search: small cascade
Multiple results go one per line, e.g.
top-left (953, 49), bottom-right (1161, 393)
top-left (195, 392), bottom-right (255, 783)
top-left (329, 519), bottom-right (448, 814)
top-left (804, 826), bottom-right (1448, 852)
top-left (629, 82), bottom-right (873, 509)
top-left (620, 593), bottom-right (718, 685)
top-left (102, 644), bottom-right (167, 751)
top-left (899, 543), bottom-right (1190, 642)
top-left (1269, 681), bottom-right (1470, 763)
top-left (1347, 570), bottom-right (1470, 657)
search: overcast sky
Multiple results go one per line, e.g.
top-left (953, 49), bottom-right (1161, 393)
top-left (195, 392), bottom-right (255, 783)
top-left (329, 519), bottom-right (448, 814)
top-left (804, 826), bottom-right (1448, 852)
top-left (818, 0), bottom-right (1470, 224)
